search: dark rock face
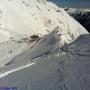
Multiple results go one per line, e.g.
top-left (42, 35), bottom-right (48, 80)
top-left (65, 9), bottom-right (90, 33)
top-left (0, 33), bottom-right (90, 90)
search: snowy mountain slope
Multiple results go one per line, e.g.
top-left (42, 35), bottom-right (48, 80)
top-left (0, 0), bottom-right (88, 43)
top-left (0, 33), bottom-right (90, 90)
top-left (0, 32), bottom-right (60, 68)
top-left (0, 27), bottom-right (11, 41)
top-left (0, 34), bottom-right (41, 67)
top-left (0, 0), bottom-right (90, 89)
top-left (0, 38), bottom-right (28, 59)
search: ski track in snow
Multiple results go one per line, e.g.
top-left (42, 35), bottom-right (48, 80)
top-left (0, 62), bottom-right (36, 78)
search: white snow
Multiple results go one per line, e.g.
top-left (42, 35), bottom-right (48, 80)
top-left (65, 8), bottom-right (90, 14)
top-left (0, 0), bottom-right (88, 43)
top-left (0, 0), bottom-right (89, 82)
top-left (0, 1), bottom-right (90, 89)
top-left (0, 62), bottom-right (36, 78)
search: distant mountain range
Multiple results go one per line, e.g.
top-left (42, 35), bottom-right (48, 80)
top-left (65, 8), bottom-right (90, 33)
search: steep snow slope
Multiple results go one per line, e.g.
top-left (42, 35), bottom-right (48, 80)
top-left (0, 38), bottom-right (28, 59)
top-left (0, 32), bottom-right (60, 67)
top-left (0, 33), bottom-right (90, 90)
top-left (0, 0), bottom-right (88, 43)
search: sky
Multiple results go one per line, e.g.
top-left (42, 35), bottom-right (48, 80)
top-left (49, 0), bottom-right (90, 8)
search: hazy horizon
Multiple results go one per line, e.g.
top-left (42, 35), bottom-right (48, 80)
top-left (49, 0), bottom-right (90, 8)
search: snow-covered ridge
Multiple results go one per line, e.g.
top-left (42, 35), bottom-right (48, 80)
top-left (0, 0), bottom-right (88, 43)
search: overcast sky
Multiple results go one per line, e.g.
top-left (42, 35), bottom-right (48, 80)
top-left (49, 0), bottom-right (90, 8)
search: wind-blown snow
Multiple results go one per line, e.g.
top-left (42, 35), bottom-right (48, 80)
top-left (0, 0), bottom-right (88, 43)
